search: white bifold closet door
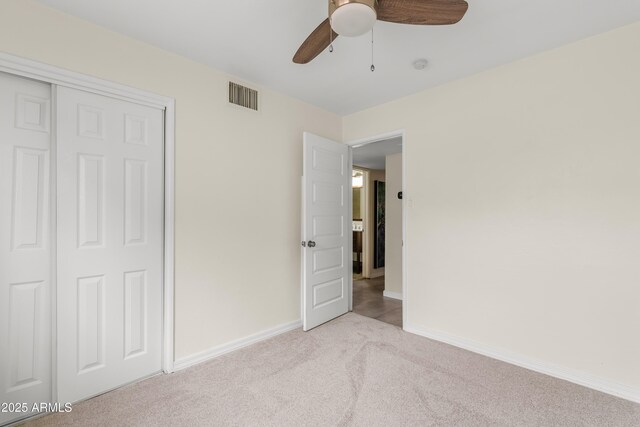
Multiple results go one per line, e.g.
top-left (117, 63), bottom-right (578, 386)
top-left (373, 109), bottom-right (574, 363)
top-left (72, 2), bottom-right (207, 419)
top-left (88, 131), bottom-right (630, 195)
top-left (56, 87), bottom-right (164, 403)
top-left (0, 72), bottom-right (52, 425)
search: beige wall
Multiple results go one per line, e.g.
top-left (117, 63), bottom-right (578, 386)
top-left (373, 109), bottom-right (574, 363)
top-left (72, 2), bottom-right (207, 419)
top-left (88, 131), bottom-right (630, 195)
top-left (0, 0), bottom-right (342, 360)
top-left (384, 153), bottom-right (402, 296)
top-left (352, 187), bottom-right (364, 220)
top-left (344, 22), bottom-right (640, 390)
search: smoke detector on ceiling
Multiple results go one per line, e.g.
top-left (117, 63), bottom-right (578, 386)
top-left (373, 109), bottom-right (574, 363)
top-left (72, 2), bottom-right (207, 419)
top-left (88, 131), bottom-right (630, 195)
top-left (413, 59), bottom-right (429, 70)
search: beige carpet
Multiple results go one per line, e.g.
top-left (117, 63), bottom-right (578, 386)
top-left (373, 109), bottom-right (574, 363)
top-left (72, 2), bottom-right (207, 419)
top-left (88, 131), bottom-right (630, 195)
top-left (25, 313), bottom-right (639, 426)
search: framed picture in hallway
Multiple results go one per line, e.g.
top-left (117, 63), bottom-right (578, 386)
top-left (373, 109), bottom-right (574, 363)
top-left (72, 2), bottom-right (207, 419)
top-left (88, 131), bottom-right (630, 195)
top-left (374, 180), bottom-right (385, 269)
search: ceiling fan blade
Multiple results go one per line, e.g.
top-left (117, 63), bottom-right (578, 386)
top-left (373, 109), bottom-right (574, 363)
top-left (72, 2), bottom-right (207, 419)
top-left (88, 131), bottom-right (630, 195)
top-left (293, 18), bottom-right (338, 64)
top-left (377, 0), bottom-right (469, 25)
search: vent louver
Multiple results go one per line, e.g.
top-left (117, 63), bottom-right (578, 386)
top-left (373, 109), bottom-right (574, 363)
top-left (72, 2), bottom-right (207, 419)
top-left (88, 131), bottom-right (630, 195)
top-left (229, 82), bottom-right (259, 111)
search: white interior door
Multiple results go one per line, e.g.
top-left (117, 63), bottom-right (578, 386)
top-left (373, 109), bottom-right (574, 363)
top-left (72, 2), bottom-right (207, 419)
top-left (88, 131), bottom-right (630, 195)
top-left (56, 86), bottom-right (164, 403)
top-left (302, 132), bottom-right (351, 331)
top-left (0, 73), bottom-right (52, 425)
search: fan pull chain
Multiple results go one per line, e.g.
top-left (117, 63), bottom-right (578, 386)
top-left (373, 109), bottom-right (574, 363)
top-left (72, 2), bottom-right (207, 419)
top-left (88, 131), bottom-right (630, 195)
top-left (370, 28), bottom-right (375, 72)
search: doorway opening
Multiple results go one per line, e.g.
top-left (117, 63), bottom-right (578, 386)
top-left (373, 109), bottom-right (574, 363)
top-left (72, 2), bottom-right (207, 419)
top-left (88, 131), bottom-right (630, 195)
top-left (350, 136), bottom-right (403, 328)
top-left (352, 168), bottom-right (365, 280)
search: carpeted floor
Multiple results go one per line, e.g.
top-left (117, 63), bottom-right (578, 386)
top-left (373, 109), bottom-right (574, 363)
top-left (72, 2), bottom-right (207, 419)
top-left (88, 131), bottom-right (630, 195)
top-left (24, 313), bottom-right (639, 426)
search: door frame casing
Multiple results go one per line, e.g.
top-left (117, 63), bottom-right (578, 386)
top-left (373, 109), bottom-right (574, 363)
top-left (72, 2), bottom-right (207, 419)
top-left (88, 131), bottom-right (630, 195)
top-left (346, 130), bottom-right (407, 329)
top-left (0, 52), bottom-right (177, 376)
top-left (351, 166), bottom-right (369, 283)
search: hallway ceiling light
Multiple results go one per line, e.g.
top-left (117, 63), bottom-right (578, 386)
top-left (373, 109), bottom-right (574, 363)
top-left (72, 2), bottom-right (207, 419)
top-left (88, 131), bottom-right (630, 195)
top-left (352, 170), bottom-right (364, 188)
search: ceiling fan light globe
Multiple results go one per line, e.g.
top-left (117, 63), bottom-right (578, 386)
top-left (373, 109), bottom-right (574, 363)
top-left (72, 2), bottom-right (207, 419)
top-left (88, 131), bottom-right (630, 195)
top-left (331, 3), bottom-right (377, 37)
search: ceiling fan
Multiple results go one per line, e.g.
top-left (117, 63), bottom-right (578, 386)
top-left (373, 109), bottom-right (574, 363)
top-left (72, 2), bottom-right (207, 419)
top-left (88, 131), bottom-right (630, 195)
top-left (293, 0), bottom-right (469, 64)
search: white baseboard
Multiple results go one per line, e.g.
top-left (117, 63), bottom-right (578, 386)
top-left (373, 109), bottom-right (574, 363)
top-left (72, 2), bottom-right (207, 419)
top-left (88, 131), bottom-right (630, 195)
top-left (383, 290), bottom-right (403, 300)
top-left (404, 322), bottom-right (640, 404)
top-left (173, 319), bottom-right (302, 371)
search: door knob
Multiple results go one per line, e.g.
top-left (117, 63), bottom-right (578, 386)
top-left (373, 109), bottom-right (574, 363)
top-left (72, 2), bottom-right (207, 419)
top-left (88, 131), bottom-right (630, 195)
top-left (307, 241), bottom-right (316, 248)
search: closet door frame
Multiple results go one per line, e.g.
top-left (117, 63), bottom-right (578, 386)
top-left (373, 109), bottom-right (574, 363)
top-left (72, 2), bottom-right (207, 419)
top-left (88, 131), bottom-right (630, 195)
top-left (0, 53), bottom-right (177, 388)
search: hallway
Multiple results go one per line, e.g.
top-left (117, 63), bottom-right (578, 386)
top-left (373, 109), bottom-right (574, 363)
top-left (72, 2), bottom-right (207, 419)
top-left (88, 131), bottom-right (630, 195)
top-left (352, 276), bottom-right (402, 327)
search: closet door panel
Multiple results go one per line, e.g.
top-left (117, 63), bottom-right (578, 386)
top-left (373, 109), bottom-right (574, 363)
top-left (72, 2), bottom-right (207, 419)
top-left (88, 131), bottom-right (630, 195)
top-left (56, 87), bottom-right (163, 403)
top-left (0, 72), bottom-right (52, 425)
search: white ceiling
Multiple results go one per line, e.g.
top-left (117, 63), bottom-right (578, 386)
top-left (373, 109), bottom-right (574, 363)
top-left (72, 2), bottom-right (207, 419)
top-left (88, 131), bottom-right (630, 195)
top-left (36, 0), bottom-right (640, 115)
top-left (353, 137), bottom-right (402, 170)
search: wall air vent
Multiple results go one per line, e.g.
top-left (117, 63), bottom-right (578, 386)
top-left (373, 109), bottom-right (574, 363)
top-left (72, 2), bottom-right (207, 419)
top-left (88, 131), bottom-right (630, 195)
top-left (228, 82), bottom-right (259, 111)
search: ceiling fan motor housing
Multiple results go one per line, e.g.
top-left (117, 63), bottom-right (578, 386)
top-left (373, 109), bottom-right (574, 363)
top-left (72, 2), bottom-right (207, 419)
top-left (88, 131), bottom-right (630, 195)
top-left (329, 0), bottom-right (378, 37)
